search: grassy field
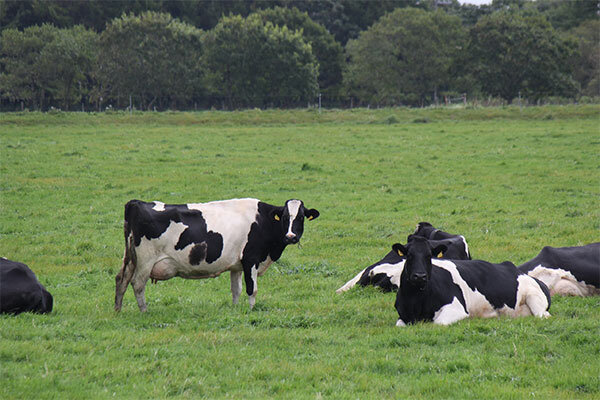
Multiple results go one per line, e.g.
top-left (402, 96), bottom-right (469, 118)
top-left (1, 106), bottom-right (598, 399)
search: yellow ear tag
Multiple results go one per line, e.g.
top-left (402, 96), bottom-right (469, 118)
top-left (438, 252), bottom-right (444, 258)
top-left (397, 250), bottom-right (404, 256)
top-left (307, 215), bottom-right (314, 221)
top-left (274, 215), bottom-right (280, 221)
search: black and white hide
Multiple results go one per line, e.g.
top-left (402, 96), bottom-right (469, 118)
top-left (114, 198), bottom-right (319, 312)
top-left (393, 236), bottom-right (550, 326)
top-left (518, 243), bottom-right (600, 297)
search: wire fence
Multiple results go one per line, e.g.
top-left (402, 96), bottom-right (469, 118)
top-left (1, 93), bottom-right (599, 113)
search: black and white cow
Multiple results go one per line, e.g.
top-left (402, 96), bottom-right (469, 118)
top-left (393, 236), bottom-right (550, 326)
top-left (518, 243), bottom-right (600, 297)
top-left (1, 258), bottom-right (53, 315)
top-left (413, 222), bottom-right (471, 260)
top-left (114, 198), bottom-right (319, 312)
top-left (336, 235), bottom-right (471, 293)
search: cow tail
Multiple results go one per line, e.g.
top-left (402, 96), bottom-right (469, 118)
top-left (532, 276), bottom-right (551, 311)
top-left (122, 201), bottom-right (138, 273)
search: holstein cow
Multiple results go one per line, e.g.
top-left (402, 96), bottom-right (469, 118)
top-left (518, 243), bottom-right (600, 297)
top-left (336, 235), bottom-right (471, 293)
top-left (114, 198), bottom-right (319, 312)
top-left (412, 222), bottom-right (471, 260)
top-left (1, 258), bottom-right (53, 315)
top-left (393, 236), bottom-right (550, 326)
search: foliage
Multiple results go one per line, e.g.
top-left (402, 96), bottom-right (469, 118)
top-left (255, 6), bottom-right (344, 97)
top-left (202, 13), bottom-right (318, 109)
top-left (0, 107), bottom-right (598, 398)
top-left (569, 20), bottom-right (600, 97)
top-left (96, 11), bottom-right (204, 110)
top-left (468, 10), bottom-right (578, 102)
top-left (0, 24), bottom-right (97, 110)
top-left (344, 7), bottom-right (466, 107)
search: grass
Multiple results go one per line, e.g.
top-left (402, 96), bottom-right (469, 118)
top-left (1, 106), bottom-right (599, 399)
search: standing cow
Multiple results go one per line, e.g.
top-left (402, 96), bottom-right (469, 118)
top-left (115, 198), bottom-right (319, 312)
top-left (393, 236), bottom-right (550, 326)
top-left (1, 258), bottom-right (53, 315)
top-left (518, 243), bottom-right (600, 296)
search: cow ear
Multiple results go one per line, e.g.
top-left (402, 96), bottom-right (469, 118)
top-left (305, 208), bottom-right (319, 221)
top-left (271, 208), bottom-right (283, 222)
top-left (392, 243), bottom-right (407, 257)
top-left (432, 244), bottom-right (446, 258)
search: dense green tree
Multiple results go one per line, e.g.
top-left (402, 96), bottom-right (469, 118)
top-left (344, 7), bottom-right (466, 106)
top-left (468, 10), bottom-right (578, 102)
top-left (255, 6), bottom-right (343, 97)
top-left (203, 13), bottom-right (318, 108)
top-left (96, 11), bottom-right (204, 110)
top-left (569, 20), bottom-right (600, 96)
top-left (535, 0), bottom-right (598, 31)
top-left (0, 24), bottom-right (96, 110)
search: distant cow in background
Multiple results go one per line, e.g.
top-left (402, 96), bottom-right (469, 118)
top-left (1, 258), bottom-right (53, 315)
top-left (393, 236), bottom-right (550, 326)
top-left (518, 243), bottom-right (600, 297)
top-left (115, 198), bottom-right (319, 312)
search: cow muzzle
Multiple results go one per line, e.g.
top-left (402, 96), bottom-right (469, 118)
top-left (285, 233), bottom-right (299, 244)
top-left (410, 273), bottom-right (428, 289)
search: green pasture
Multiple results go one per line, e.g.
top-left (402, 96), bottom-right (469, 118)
top-left (1, 106), bottom-right (599, 399)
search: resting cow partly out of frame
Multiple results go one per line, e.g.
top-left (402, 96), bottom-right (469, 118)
top-left (1, 258), bottom-right (53, 315)
top-left (115, 198), bottom-right (319, 312)
top-left (393, 236), bottom-right (550, 326)
top-left (336, 228), bottom-right (471, 293)
top-left (518, 243), bottom-right (600, 297)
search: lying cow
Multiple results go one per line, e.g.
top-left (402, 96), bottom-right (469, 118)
top-left (336, 234), bottom-right (471, 293)
top-left (115, 198), bottom-right (319, 312)
top-left (413, 222), bottom-right (471, 259)
top-left (1, 258), bottom-right (53, 314)
top-left (518, 243), bottom-right (600, 297)
top-left (393, 236), bottom-right (550, 326)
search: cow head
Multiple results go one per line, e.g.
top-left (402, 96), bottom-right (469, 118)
top-left (392, 236), bottom-right (446, 290)
top-left (272, 199), bottom-right (319, 244)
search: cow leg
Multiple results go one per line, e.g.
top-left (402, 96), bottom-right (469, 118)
top-left (243, 263), bottom-right (259, 309)
top-left (115, 255), bottom-right (135, 312)
top-left (230, 270), bottom-right (243, 305)
top-left (130, 269), bottom-right (151, 312)
top-left (525, 292), bottom-right (551, 318)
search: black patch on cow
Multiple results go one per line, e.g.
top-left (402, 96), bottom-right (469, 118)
top-left (189, 243), bottom-right (207, 265)
top-left (124, 200), bottom-right (223, 264)
top-left (454, 260), bottom-right (520, 309)
top-left (518, 243), bottom-right (600, 287)
top-left (369, 273), bottom-right (399, 292)
top-left (395, 264), bottom-right (466, 324)
top-left (1, 258), bottom-right (53, 315)
top-left (413, 222), bottom-right (471, 260)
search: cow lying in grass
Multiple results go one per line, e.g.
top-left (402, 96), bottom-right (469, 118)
top-left (518, 243), bottom-right (600, 297)
top-left (336, 222), bottom-right (471, 293)
top-left (393, 236), bottom-right (551, 326)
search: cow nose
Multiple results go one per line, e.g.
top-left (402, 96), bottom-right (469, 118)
top-left (286, 233), bottom-right (298, 243)
top-left (411, 273), bottom-right (427, 282)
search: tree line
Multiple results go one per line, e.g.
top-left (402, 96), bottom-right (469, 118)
top-left (0, 0), bottom-right (597, 111)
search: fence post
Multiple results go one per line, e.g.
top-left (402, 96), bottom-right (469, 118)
top-left (129, 95), bottom-right (132, 114)
top-left (318, 93), bottom-right (322, 114)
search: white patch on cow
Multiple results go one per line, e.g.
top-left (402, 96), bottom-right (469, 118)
top-left (459, 235), bottom-right (470, 258)
top-left (433, 297), bottom-right (469, 325)
top-left (286, 199), bottom-right (302, 236)
top-left (432, 259), bottom-right (498, 318)
top-left (396, 319), bottom-right (407, 327)
top-left (514, 274), bottom-right (551, 317)
top-left (152, 201), bottom-right (166, 211)
top-left (335, 261), bottom-right (405, 293)
top-left (527, 265), bottom-right (599, 297)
